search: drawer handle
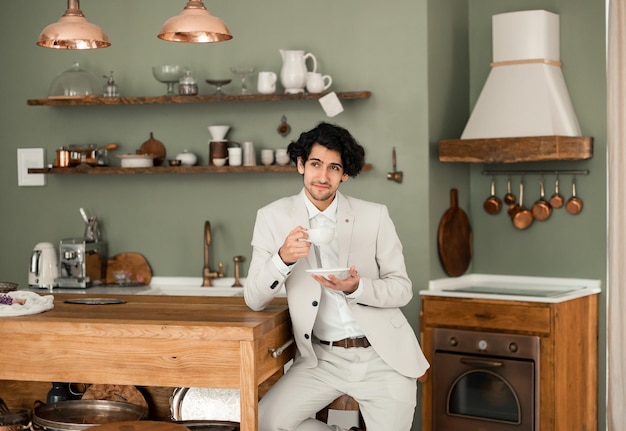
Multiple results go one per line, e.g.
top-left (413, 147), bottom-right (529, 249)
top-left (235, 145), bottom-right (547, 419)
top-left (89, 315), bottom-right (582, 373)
top-left (474, 312), bottom-right (495, 319)
top-left (269, 338), bottom-right (295, 358)
top-left (460, 357), bottom-right (504, 368)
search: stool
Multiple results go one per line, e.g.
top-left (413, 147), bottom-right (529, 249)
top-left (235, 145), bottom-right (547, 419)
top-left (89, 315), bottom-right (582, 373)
top-left (316, 394), bottom-right (366, 430)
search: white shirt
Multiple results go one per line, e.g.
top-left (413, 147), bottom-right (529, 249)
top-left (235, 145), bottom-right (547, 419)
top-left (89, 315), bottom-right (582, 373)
top-left (302, 195), bottom-right (365, 342)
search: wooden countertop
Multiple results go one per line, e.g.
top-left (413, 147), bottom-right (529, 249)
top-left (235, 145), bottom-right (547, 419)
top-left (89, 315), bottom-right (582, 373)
top-left (0, 294), bottom-right (293, 431)
top-left (5, 293), bottom-right (289, 341)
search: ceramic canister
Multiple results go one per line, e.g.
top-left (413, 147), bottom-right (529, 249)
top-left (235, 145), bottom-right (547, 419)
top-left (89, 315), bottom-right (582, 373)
top-left (209, 141), bottom-right (228, 165)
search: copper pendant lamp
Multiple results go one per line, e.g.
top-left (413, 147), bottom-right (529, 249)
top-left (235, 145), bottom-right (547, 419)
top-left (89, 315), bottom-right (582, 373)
top-left (37, 0), bottom-right (110, 49)
top-left (158, 0), bottom-right (232, 43)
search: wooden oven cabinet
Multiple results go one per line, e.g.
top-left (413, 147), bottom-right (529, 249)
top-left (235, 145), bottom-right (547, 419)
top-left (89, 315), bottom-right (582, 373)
top-left (420, 294), bottom-right (598, 431)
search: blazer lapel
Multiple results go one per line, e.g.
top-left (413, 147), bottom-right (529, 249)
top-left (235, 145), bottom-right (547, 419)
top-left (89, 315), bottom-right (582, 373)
top-left (336, 192), bottom-right (354, 268)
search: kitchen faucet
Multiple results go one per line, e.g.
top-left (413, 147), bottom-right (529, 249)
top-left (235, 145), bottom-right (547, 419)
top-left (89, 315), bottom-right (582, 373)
top-left (202, 221), bottom-right (224, 286)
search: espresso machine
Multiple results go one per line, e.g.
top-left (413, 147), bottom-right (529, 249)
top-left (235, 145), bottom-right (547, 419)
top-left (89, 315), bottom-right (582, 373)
top-left (56, 208), bottom-right (107, 288)
top-left (57, 238), bottom-right (107, 288)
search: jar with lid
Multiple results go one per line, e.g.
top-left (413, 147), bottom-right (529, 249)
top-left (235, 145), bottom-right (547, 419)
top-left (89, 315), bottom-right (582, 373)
top-left (178, 69), bottom-right (198, 95)
top-left (48, 62), bottom-right (100, 97)
top-left (102, 71), bottom-right (120, 97)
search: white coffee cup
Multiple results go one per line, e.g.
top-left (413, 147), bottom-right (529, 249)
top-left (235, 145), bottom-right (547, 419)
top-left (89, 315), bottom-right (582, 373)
top-left (307, 227), bottom-right (335, 245)
top-left (257, 71), bottom-right (277, 94)
top-left (227, 147), bottom-right (242, 166)
top-left (260, 149), bottom-right (274, 166)
top-left (306, 72), bottom-right (332, 94)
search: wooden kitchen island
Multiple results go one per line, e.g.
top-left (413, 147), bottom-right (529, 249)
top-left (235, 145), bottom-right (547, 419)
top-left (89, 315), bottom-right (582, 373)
top-left (0, 294), bottom-right (294, 431)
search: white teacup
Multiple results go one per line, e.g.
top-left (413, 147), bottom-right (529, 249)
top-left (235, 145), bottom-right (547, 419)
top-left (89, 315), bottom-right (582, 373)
top-left (260, 149), bottom-right (274, 166)
top-left (257, 71), bottom-right (277, 94)
top-left (307, 227), bottom-right (334, 245)
top-left (306, 72), bottom-right (332, 94)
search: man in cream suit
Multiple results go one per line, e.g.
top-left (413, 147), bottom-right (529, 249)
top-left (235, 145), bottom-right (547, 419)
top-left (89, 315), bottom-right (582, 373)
top-left (245, 123), bottom-right (429, 431)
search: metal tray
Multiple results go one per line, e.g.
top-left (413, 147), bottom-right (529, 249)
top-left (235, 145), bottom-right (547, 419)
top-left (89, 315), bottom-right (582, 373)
top-left (63, 298), bottom-right (126, 305)
top-left (33, 400), bottom-right (147, 431)
top-left (170, 388), bottom-right (240, 423)
top-left (174, 421), bottom-right (239, 431)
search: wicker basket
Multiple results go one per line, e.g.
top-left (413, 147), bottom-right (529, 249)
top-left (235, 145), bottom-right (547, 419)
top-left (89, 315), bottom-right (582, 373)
top-left (0, 282), bottom-right (18, 293)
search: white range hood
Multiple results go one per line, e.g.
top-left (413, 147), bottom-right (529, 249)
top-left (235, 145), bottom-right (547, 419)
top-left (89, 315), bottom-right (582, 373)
top-left (461, 10), bottom-right (581, 140)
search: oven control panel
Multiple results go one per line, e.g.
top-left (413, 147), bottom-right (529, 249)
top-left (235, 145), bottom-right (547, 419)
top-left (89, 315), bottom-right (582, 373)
top-left (433, 327), bottom-right (540, 359)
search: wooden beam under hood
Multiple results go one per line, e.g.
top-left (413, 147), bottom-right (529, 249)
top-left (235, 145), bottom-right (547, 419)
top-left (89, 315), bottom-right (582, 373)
top-left (438, 135), bottom-right (593, 163)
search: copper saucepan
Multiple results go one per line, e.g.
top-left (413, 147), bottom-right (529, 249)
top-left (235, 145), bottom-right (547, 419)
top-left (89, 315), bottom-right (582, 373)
top-left (510, 179), bottom-right (534, 230)
top-left (531, 176), bottom-right (552, 221)
top-left (483, 176), bottom-right (502, 215)
top-left (549, 174), bottom-right (564, 209)
top-left (565, 175), bottom-right (584, 215)
top-left (503, 176), bottom-right (516, 206)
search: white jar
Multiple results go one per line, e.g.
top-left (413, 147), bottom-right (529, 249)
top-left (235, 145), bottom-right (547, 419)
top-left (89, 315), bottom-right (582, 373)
top-left (176, 150), bottom-right (197, 166)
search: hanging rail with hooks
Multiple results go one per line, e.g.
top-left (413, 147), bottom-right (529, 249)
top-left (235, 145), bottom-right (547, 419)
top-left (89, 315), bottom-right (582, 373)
top-left (481, 169), bottom-right (589, 176)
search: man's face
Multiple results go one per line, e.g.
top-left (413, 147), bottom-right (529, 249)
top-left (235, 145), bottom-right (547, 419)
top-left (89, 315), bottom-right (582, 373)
top-left (298, 143), bottom-right (349, 210)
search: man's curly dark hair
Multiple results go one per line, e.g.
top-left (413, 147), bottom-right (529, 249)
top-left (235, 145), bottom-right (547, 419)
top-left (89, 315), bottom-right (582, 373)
top-left (287, 122), bottom-right (365, 177)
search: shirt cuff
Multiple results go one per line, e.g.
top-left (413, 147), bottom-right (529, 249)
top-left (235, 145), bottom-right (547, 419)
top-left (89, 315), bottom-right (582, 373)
top-left (344, 279), bottom-right (363, 298)
top-left (272, 252), bottom-right (295, 275)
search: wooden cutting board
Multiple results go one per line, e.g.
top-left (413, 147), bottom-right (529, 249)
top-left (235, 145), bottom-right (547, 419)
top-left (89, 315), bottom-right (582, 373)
top-left (139, 132), bottom-right (166, 166)
top-left (437, 189), bottom-right (472, 277)
top-left (105, 252), bottom-right (152, 285)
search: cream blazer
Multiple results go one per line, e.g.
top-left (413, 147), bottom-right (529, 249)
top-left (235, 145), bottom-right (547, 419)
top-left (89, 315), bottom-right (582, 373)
top-left (244, 190), bottom-right (430, 379)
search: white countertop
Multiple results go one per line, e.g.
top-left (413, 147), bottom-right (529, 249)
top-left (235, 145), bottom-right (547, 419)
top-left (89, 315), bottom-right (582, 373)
top-left (26, 277), bottom-right (287, 297)
top-left (422, 273), bottom-right (601, 303)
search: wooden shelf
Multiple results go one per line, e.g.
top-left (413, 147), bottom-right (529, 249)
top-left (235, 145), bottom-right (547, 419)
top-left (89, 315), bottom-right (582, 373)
top-left (29, 163), bottom-right (372, 175)
top-left (438, 136), bottom-right (593, 163)
top-left (27, 91), bottom-right (372, 106)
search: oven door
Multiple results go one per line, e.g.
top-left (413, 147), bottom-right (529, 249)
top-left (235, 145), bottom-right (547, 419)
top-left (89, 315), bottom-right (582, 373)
top-left (433, 351), bottom-right (536, 431)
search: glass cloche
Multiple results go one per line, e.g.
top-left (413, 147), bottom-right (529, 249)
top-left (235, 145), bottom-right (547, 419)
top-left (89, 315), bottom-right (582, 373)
top-left (48, 62), bottom-right (100, 97)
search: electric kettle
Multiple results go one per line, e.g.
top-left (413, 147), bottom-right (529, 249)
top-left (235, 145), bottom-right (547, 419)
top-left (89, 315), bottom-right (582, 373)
top-left (29, 242), bottom-right (59, 288)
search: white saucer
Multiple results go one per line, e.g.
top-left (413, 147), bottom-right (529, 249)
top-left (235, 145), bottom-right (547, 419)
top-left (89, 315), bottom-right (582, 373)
top-left (306, 267), bottom-right (350, 278)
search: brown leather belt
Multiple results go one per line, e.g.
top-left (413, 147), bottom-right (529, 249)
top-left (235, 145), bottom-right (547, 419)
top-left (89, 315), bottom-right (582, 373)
top-left (318, 336), bottom-right (371, 348)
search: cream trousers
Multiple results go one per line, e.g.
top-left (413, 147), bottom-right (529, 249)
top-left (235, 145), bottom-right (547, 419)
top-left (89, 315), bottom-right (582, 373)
top-left (258, 342), bottom-right (417, 431)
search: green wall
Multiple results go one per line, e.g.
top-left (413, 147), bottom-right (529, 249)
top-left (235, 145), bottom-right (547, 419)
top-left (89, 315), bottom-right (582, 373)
top-left (0, 1), bottom-right (606, 430)
top-left (466, 2), bottom-right (607, 429)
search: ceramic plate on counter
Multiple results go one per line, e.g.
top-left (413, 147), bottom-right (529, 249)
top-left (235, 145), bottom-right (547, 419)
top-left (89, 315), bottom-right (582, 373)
top-left (306, 267), bottom-right (350, 278)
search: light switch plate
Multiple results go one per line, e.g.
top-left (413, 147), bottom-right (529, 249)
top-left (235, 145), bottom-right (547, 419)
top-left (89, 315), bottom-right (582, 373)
top-left (17, 148), bottom-right (46, 186)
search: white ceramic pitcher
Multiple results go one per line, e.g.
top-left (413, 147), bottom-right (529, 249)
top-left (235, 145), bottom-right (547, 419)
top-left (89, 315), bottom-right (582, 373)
top-left (279, 49), bottom-right (318, 94)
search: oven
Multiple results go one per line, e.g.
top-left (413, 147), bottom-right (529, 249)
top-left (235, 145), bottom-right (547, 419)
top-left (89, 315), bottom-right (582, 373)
top-left (432, 327), bottom-right (540, 431)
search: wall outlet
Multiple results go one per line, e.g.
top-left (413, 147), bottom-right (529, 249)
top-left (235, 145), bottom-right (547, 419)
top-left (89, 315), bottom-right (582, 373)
top-left (17, 148), bottom-right (46, 186)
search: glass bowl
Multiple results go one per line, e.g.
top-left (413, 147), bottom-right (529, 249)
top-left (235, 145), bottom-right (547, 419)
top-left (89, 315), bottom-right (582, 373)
top-left (152, 65), bottom-right (185, 95)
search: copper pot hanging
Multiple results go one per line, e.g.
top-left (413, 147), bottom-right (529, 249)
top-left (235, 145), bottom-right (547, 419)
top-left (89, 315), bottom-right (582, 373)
top-left (531, 176), bottom-right (552, 221)
top-left (549, 174), bottom-right (565, 209)
top-left (510, 179), bottom-right (534, 230)
top-left (565, 175), bottom-right (584, 215)
top-left (483, 176), bottom-right (502, 215)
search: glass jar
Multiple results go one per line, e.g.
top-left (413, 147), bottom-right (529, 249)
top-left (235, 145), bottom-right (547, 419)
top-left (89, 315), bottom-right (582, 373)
top-left (178, 69), bottom-right (198, 96)
top-left (102, 71), bottom-right (120, 97)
